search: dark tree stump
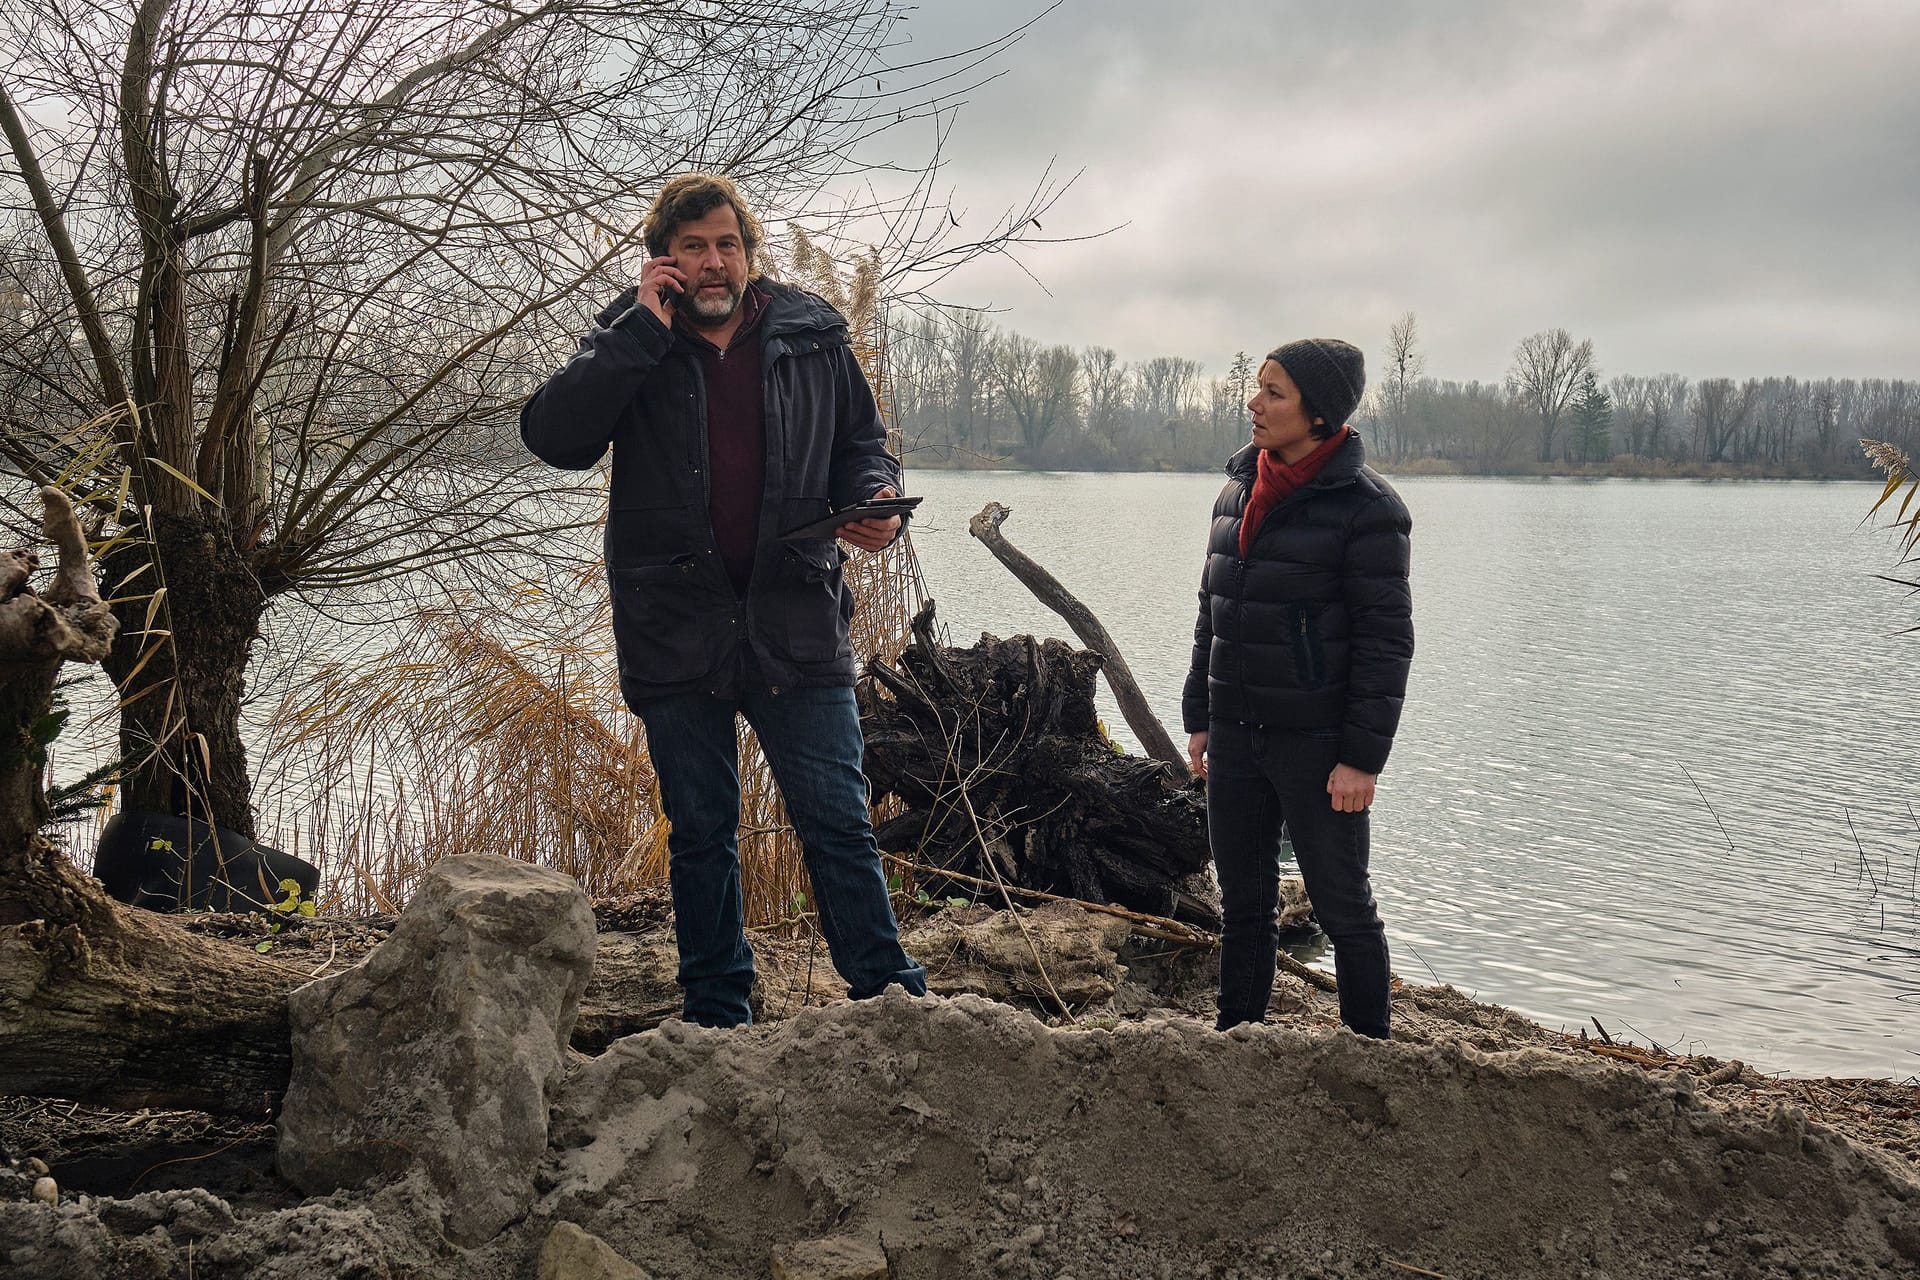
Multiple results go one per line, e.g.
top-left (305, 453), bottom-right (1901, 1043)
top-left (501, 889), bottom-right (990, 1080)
top-left (860, 602), bottom-right (1217, 927)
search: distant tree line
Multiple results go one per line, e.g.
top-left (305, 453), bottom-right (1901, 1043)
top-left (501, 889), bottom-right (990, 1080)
top-left (886, 309), bottom-right (1256, 471)
top-left (887, 308), bottom-right (1919, 476)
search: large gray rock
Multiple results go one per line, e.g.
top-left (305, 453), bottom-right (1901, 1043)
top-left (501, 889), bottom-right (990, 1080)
top-left (276, 855), bottom-right (596, 1245)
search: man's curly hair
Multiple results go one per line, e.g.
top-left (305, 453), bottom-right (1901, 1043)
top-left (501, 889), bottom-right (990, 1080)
top-left (642, 173), bottom-right (763, 270)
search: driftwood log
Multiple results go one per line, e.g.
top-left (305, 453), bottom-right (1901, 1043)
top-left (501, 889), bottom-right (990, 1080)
top-left (1, 486), bottom-right (306, 1116)
top-left (860, 600), bottom-right (1218, 926)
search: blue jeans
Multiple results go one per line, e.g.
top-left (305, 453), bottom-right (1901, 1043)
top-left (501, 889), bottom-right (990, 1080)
top-left (1207, 718), bottom-right (1391, 1038)
top-left (635, 679), bottom-right (926, 1027)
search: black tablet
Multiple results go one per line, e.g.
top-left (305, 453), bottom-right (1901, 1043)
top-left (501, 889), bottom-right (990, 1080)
top-left (778, 495), bottom-right (924, 542)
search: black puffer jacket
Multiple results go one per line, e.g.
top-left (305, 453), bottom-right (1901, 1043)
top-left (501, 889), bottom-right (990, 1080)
top-left (520, 278), bottom-right (898, 707)
top-left (1180, 433), bottom-right (1414, 774)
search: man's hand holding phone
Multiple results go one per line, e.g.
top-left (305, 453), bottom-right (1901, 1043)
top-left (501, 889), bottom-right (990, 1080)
top-left (638, 255), bottom-right (687, 328)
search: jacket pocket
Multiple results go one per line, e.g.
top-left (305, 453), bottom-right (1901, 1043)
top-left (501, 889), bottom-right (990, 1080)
top-left (767, 540), bottom-right (851, 664)
top-left (1290, 603), bottom-right (1326, 690)
top-left (608, 556), bottom-right (724, 686)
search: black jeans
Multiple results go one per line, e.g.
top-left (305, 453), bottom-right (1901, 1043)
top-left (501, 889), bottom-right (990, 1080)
top-left (1207, 718), bottom-right (1391, 1038)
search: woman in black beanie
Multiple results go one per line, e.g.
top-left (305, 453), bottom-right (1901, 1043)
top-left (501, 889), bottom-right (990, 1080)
top-left (1181, 339), bottom-right (1414, 1037)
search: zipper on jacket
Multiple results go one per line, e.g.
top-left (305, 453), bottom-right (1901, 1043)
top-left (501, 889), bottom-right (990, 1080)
top-left (1229, 558), bottom-right (1250, 712)
top-left (686, 353), bottom-right (713, 516)
top-left (741, 335), bottom-right (787, 601)
top-left (1294, 605), bottom-right (1327, 687)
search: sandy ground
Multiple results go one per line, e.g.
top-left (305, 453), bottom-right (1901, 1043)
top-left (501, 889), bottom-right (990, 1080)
top-left (2, 901), bottom-right (1916, 1280)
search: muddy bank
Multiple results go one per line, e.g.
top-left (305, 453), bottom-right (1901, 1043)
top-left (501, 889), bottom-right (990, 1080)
top-left (2, 902), bottom-right (1917, 1280)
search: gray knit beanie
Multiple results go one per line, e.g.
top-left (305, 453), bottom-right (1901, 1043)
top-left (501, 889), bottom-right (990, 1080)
top-left (1268, 338), bottom-right (1366, 432)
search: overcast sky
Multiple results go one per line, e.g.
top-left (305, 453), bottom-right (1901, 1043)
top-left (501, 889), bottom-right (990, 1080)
top-left (859, 0), bottom-right (1920, 384)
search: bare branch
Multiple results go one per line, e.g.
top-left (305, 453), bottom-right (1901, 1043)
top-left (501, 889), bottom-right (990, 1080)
top-left (0, 82), bottom-right (131, 411)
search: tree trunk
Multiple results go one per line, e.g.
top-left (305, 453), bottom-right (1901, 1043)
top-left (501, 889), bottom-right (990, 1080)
top-left (0, 835), bottom-right (301, 1116)
top-left (98, 511), bottom-right (267, 838)
top-left (1, 488), bottom-right (118, 852)
top-left (0, 489), bottom-right (285, 1117)
top-left (0, 660), bottom-right (59, 856)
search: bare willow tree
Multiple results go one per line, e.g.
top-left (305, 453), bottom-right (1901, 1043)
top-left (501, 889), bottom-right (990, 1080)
top-left (1080, 344), bottom-right (1128, 459)
top-left (992, 331), bottom-right (1078, 455)
top-left (0, 0), bottom-right (1062, 836)
top-left (1377, 310), bottom-right (1425, 461)
top-left (1507, 327), bottom-right (1596, 463)
top-left (1690, 376), bottom-right (1762, 464)
top-left (1135, 354), bottom-right (1201, 459)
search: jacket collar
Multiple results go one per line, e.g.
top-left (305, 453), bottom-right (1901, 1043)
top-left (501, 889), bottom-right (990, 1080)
top-left (597, 277), bottom-right (847, 347)
top-left (1227, 431), bottom-right (1367, 487)
top-left (752, 276), bottom-right (848, 342)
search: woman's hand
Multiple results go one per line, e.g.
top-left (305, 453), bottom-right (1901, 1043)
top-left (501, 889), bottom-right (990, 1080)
top-left (1188, 731), bottom-right (1208, 780)
top-left (1327, 763), bottom-right (1376, 812)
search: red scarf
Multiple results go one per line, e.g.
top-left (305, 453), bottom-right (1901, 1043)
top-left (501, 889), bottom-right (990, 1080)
top-left (1239, 426), bottom-right (1350, 558)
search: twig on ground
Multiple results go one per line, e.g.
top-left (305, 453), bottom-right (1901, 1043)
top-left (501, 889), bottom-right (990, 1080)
top-left (1579, 1043), bottom-right (1667, 1068)
top-left (1274, 949), bottom-right (1340, 995)
top-left (127, 1133), bottom-right (258, 1193)
top-left (305, 931), bottom-right (338, 978)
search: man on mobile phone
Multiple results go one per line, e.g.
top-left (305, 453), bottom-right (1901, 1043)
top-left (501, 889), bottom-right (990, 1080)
top-left (520, 172), bottom-right (924, 1027)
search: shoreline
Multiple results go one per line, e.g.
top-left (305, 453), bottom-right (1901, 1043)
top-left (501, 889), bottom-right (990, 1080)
top-left (901, 454), bottom-right (1882, 482)
top-left (3, 895), bottom-right (1917, 1279)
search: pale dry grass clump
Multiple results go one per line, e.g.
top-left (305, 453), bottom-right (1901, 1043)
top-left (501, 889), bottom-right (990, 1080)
top-left (254, 587), bottom-right (659, 914)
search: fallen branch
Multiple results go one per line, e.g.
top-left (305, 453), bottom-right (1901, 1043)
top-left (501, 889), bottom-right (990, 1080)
top-left (967, 501), bottom-right (1187, 774)
top-left (884, 854), bottom-right (1213, 945)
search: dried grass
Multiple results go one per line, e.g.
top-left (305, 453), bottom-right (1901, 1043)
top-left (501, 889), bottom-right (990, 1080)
top-left (1862, 437), bottom-right (1920, 560)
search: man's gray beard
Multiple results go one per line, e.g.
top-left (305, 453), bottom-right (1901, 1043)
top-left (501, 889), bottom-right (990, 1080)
top-left (684, 281), bottom-right (742, 326)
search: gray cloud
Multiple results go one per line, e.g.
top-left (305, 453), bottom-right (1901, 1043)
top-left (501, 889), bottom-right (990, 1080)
top-left (858, 0), bottom-right (1920, 382)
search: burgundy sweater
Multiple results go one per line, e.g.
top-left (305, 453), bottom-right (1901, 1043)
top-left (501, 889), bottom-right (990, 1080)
top-left (680, 285), bottom-right (768, 594)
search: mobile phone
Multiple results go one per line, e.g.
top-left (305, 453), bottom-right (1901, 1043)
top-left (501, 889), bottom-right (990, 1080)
top-left (651, 256), bottom-right (680, 308)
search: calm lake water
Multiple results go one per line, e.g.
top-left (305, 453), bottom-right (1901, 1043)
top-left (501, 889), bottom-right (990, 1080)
top-left (903, 471), bottom-right (1920, 1079)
